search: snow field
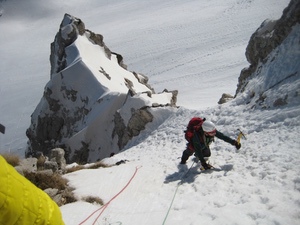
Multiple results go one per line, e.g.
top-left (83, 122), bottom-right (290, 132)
top-left (62, 103), bottom-right (300, 224)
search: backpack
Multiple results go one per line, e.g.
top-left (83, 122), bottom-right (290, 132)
top-left (184, 117), bottom-right (205, 143)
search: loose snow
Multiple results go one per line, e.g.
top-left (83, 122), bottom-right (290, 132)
top-left (1, 0), bottom-right (299, 225)
top-left (61, 104), bottom-right (300, 225)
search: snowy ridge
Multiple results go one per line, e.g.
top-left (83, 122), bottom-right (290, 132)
top-left (26, 14), bottom-right (177, 162)
top-left (0, 0), bottom-right (299, 224)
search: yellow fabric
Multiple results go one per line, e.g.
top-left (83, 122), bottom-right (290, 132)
top-left (0, 155), bottom-right (65, 225)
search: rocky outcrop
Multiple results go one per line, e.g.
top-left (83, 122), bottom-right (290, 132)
top-left (15, 158), bottom-right (38, 174)
top-left (15, 148), bottom-right (74, 206)
top-left (236, 0), bottom-right (300, 95)
top-left (17, 148), bottom-right (66, 174)
top-left (218, 93), bottom-right (234, 104)
top-left (49, 16), bottom-right (112, 76)
top-left (113, 107), bottom-right (154, 150)
top-left (26, 14), bottom-right (178, 163)
top-left (228, 0), bottom-right (300, 110)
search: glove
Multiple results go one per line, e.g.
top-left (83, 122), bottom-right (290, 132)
top-left (201, 161), bottom-right (213, 170)
top-left (233, 141), bottom-right (241, 150)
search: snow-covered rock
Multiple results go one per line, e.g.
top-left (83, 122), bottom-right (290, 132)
top-left (235, 0), bottom-right (300, 109)
top-left (26, 14), bottom-right (178, 163)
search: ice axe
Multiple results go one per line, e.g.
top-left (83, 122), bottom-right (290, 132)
top-left (236, 129), bottom-right (246, 145)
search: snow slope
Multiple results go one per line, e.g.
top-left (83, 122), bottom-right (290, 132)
top-left (1, 0), bottom-right (299, 225)
top-left (61, 102), bottom-right (300, 225)
top-left (0, 0), bottom-right (290, 155)
top-left (60, 3), bottom-right (300, 223)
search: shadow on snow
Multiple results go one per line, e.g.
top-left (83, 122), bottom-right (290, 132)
top-left (164, 164), bottom-right (200, 184)
top-left (164, 163), bottom-right (234, 184)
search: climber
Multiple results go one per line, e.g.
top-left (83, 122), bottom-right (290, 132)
top-left (180, 120), bottom-right (241, 170)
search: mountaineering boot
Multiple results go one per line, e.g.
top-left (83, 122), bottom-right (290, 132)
top-left (200, 160), bottom-right (214, 170)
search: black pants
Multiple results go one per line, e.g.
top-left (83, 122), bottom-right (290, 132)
top-left (181, 145), bottom-right (211, 164)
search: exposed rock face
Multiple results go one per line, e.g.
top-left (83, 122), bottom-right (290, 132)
top-left (26, 14), bottom-right (177, 163)
top-left (218, 93), bottom-right (234, 104)
top-left (49, 16), bottom-right (112, 75)
top-left (41, 148), bottom-right (67, 173)
top-left (15, 148), bottom-right (66, 174)
top-left (235, 0), bottom-right (300, 108)
top-left (236, 0), bottom-right (300, 95)
top-left (113, 107), bottom-right (154, 150)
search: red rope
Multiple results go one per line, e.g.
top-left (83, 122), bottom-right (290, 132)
top-left (78, 166), bottom-right (142, 225)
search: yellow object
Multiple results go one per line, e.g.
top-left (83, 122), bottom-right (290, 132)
top-left (236, 129), bottom-right (246, 144)
top-left (0, 155), bottom-right (65, 225)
